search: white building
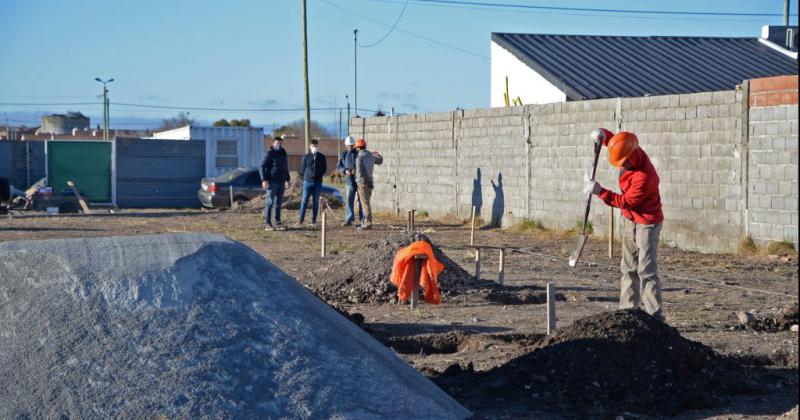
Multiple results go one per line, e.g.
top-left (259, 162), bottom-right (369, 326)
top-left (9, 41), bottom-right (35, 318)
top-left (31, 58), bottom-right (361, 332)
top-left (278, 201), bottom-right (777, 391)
top-left (150, 125), bottom-right (264, 177)
top-left (490, 26), bottom-right (798, 108)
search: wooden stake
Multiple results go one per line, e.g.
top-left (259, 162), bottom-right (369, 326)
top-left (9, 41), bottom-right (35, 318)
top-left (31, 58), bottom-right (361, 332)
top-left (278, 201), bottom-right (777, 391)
top-left (474, 248), bottom-right (481, 282)
top-left (470, 206), bottom-right (476, 246)
top-left (608, 209), bottom-right (614, 259)
top-left (411, 254), bottom-right (427, 310)
top-left (321, 212), bottom-right (327, 258)
top-left (66, 180), bottom-right (91, 214)
top-left (410, 209), bottom-right (416, 231)
top-left (547, 283), bottom-right (556, 335)
top-left (498, 248), bottom-right (505, 286)
top-left (407, 210), bottom-right (412, 231)
top-left (229, 184), bottom-right (234, 208)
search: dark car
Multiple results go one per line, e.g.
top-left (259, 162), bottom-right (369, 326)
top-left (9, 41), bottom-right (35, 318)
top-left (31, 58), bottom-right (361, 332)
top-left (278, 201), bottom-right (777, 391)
top-left (198, 167), bottom-right (343, 209)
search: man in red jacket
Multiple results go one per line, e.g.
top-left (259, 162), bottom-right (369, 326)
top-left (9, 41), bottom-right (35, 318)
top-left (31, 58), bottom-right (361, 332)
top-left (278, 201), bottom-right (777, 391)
top-left (585, 128), bottom-right (664, 316)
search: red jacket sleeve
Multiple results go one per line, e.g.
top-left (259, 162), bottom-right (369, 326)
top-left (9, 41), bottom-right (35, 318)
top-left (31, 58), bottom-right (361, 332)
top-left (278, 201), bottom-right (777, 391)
top-left (597, 172), bottom-right (649, 210)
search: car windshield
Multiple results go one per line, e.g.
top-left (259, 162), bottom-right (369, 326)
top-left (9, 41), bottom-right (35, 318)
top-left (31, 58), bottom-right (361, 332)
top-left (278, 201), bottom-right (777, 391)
top-left (214, 168), bottom-right (248, 183)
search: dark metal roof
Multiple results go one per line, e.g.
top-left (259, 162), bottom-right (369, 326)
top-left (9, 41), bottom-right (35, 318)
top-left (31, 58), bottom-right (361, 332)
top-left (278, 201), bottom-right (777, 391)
top-left (492, 33), bottom-right (799, 100)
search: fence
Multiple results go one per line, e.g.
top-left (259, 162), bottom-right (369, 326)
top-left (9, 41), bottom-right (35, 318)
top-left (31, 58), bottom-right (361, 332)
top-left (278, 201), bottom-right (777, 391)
top-left (350, 76), bottom-right (798, 253)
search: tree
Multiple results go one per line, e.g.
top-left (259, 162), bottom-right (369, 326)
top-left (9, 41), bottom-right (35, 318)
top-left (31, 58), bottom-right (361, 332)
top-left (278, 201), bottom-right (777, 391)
top-left (158, 113), bottom-right (195, 131)
top-left (274, 119), bottom-right (332, 138)
top-left (212, 118), bottom-right (251, 127)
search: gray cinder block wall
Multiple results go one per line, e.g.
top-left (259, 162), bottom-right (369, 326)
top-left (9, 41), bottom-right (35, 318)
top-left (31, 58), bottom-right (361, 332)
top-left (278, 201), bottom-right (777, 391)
top-left (352, 84), bottom-right (798, 253)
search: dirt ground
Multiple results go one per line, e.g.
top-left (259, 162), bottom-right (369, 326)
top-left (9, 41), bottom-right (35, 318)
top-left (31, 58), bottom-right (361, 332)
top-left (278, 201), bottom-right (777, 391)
top-left (2, 207), bottom-right (798, 419)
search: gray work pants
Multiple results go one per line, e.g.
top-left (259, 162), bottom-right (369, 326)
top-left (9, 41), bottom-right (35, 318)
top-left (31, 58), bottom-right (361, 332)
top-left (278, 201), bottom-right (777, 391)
top-left (619, 219), bottom-right (663, 316)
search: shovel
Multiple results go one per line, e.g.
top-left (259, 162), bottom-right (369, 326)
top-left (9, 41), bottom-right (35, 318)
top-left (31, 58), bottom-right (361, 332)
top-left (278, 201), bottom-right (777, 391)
top-left (568, 141), bottom-right (602, 267)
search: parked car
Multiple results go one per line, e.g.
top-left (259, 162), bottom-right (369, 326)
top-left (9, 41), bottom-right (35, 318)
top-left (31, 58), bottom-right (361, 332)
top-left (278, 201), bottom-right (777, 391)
top-left (198, 167), bottom-right (343, 209)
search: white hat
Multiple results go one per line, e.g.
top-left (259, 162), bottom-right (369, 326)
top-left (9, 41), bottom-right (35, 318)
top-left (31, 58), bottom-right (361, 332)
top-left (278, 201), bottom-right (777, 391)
top-left (344, 136), bottom-right (355, 146)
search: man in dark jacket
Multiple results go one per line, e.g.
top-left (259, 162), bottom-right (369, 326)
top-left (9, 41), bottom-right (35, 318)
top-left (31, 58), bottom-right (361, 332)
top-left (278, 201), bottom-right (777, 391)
top-left (585, 128), bottom-right (664, 316)
top-left (336, 135), bottom-right (362, 226)
top-left (297, 139), bottom-right (327, 227)
top-left (260, 136), bottom-right (290, 230)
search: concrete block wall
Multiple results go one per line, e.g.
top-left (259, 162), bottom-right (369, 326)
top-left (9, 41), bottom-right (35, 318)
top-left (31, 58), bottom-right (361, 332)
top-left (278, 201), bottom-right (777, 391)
top-left (619, 90), bottom-right (745, 252)
top-left (747, 75), bottom-right (799, 249)
top-left (352, 80), bottom-right (797, 253)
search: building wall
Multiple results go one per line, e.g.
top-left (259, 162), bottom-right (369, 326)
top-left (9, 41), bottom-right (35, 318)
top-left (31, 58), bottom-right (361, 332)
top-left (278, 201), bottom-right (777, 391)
top-left (40, 114), bottom-right (90, 135)
top-left (351, 81), bottom-right (798, 253)
top-left (490, 41), bottom-right (566, 107)
top-left (151, 125), bottom-right (264, 177)
top-left (747, 76), bottom-right (799, 248)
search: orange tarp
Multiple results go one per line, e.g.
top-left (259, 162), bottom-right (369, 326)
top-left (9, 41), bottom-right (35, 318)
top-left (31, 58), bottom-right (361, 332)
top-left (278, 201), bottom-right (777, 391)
top-left (390, 240), bottom-right (444, 304)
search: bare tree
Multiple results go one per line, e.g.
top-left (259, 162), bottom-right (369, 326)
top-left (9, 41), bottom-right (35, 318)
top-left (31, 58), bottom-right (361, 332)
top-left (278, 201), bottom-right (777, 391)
top-left (158, 113), bottom-right (195, 131)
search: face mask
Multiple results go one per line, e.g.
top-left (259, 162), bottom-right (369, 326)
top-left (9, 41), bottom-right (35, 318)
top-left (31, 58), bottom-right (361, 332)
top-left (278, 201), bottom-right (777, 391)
top-left (273, 144), bottom-right (281, 150)
top-left (310, 147), bottom-right (318, 154)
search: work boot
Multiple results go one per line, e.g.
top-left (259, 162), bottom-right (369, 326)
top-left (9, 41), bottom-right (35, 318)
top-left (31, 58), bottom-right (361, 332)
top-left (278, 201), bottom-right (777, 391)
top-left (342, 222), bottom-right (352, 227)
top-left (264, 223), bottom-right (275, 231)
top-left (275, 222), bottom-right (285, 231)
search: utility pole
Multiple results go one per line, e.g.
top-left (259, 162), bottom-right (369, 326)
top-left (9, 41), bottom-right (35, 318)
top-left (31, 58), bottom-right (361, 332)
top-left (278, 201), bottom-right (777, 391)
top-left (346, 95), bottom-right (351, 136)
top-left (94, 77), bottom-right (114, 141)
top-left (338, 108), bottom-right (342, 157)
top-left (785, 0), bottom-right (790, 26)
top-left (354, 29), bottom-right (358, 118)
top-left (302, 0), bottom-right (311, 150)
top-left (4, 113), bottom-right (9, 140)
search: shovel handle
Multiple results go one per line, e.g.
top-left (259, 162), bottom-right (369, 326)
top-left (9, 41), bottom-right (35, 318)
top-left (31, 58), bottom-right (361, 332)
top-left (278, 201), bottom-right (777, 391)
top-left (581, 142), bottom-right (602, 235)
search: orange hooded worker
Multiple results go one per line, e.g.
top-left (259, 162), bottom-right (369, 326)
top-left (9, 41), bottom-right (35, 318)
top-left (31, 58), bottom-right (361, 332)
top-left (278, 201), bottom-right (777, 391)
top-left (584, 128), bottom-right (664, 317)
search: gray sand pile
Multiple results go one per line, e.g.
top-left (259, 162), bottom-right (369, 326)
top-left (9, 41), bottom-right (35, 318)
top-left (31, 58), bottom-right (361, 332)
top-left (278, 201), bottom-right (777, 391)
top-left (0, 233), bottom-right (470, 419)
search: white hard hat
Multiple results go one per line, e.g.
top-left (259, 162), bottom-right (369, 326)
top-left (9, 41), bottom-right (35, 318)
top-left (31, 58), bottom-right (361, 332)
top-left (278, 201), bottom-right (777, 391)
top-left (344, 136), bottom-right (355, 146)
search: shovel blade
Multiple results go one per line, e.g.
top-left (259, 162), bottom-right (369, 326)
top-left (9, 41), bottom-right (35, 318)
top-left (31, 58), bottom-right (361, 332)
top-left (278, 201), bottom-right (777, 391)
top-left (568, 235), bottom-right (589, 267)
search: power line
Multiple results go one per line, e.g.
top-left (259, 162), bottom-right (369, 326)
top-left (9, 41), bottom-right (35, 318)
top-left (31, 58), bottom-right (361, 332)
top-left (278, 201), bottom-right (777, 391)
top-left (318, 0), bottom-right (489, 60)
top-left (406, 0), bottom-right (785, 17)
top-left (357, 0), bottom-right (410, 48)
top-left (0, 101), bottom-right (381, 114)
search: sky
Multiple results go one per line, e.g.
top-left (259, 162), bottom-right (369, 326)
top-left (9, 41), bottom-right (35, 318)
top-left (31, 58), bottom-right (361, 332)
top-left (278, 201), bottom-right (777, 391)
top-left (0, 0), bottom-right (797, 133)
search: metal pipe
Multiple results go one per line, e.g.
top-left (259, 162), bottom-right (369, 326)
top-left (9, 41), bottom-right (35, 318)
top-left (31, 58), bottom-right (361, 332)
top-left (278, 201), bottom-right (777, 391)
top-left (302, 0), bottom-right (311, 150)
top-left (547, 283), bottom-right (556, 335)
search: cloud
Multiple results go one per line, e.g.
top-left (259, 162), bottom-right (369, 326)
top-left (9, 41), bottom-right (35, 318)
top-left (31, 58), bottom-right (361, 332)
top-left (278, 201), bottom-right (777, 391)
top-left (248, 98), bottom-right (279, 108)
top-left (377, 92), bottom-right (416, 102)
top-left (138, 94), bottom-right (164, 102)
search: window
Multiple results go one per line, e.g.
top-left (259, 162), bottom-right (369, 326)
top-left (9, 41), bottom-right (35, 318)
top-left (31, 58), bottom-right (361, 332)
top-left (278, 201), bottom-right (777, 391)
top-left (216, 140), bottom-right (238, 169)
top-left (243, 171), bottom-right (262, 186)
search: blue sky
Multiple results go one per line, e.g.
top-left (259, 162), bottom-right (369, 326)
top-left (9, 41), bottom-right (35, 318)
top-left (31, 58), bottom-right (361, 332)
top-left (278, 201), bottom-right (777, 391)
top-left (0, 0), bottom-right (796, 132)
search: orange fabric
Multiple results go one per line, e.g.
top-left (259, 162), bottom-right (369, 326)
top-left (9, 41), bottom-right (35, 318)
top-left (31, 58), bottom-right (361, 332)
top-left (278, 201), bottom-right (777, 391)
top-left (607, 132), bottom-right (639, 167)
top-left (390, 241), bottom-right (444, 304)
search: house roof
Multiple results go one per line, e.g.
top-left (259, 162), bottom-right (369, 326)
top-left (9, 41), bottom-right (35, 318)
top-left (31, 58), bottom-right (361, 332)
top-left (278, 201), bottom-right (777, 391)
top-left (492, 33), bottom-right (799, 100)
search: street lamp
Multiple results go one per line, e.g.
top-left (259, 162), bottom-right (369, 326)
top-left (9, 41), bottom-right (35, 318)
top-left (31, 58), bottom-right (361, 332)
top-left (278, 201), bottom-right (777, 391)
top-left (94, 77), bottom-right (114, 141)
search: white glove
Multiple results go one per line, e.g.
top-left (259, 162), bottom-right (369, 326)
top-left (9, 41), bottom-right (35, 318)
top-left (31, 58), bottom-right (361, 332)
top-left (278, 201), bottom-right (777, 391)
top-left (583, 172), bottom-right (602, 195)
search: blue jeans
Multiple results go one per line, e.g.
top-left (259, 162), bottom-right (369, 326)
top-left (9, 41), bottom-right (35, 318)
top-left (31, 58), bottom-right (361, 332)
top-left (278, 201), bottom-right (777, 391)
top-left (344, 182), bottom-right (363, 224)
top-left (265, 182), bottom-right (285, 225)
top-left (299, 180), bottom-right (322, 224)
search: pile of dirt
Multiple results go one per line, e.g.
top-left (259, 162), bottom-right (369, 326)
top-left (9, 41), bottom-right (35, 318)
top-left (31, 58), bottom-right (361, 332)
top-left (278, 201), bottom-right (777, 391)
top-left (238, 172), bottom-right (342, 213)
top-left (305, 232), bottom-right (476, 304)
top-left (737, 304), bottom-right (799, 332)
top-left (435, 309), bottom-right (753, 416)
top-left (0, 233), bottom-right (470, 419)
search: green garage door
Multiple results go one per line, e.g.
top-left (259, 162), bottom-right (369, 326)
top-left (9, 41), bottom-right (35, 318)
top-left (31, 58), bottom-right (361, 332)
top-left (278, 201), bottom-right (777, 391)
top-left (47, 141), bottom-right (112, 203)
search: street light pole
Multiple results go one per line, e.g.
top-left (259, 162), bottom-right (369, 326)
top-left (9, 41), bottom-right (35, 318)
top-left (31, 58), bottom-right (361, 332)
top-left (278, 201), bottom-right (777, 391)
top-left (302, 0), bottom-right (311, 150)
top-left (94, 77), bottom-right (114, 141)
top-left (346, 94), bottom-right (351, 136)
top-left (354, 29), bottom-right (358, 118)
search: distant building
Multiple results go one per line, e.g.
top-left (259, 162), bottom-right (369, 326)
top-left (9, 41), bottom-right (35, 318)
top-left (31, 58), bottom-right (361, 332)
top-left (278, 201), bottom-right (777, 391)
top-left (490, 25), bottom-right (798, 107)
top-left (150, 125), bottom-right (264, 177)
top-left (37, 112), bottom-right (90, 135)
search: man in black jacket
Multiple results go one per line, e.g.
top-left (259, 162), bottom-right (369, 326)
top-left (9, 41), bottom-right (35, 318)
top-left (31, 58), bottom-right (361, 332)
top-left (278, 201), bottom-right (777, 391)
top-left (260, 136), bottom-right (290, 230)
top-left (297, 139), bottom-right (327, 227)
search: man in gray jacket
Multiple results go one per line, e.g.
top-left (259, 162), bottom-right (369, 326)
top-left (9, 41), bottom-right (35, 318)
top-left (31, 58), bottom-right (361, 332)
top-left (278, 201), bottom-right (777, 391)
top-left (354, 138), bottom-right (383, 230)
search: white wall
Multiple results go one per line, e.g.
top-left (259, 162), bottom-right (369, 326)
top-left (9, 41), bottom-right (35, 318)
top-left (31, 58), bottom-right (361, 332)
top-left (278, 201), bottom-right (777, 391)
top-left (490, 41), bottom-right (566, 107)
top-left (151, 125), bottom-right (264, 177)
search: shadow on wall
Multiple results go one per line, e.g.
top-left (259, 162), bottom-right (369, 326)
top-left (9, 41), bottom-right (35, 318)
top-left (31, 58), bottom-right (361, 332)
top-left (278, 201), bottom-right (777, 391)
top-left (491, 173), bottom-right (504, 228)
top-left (471, 168), bottom-right (482, 217)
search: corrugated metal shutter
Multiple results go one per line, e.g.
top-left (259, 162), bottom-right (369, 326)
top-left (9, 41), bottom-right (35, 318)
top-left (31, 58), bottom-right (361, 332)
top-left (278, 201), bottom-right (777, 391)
top-left (115, 138), bottom-right (205, 208)
top-left (0, 141), bottom-right (46, 189)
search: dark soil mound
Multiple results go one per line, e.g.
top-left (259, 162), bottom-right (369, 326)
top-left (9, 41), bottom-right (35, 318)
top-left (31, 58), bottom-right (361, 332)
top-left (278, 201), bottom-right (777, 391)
top-left (238, 172), bottom-right (341, 212)
top-left (305, 232), bottom-right (476, 304)
top-left (437, 309), bottom-right (754, 416)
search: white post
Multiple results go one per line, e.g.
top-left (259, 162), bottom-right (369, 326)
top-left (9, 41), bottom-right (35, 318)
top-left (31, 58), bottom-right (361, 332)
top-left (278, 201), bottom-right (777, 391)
top-left (498, 248), bottom-right (505, 286)
top-left (474, 248), bottom-right (481, 282)
top-left (470, 206), bottom-right (476, 245)
top-left (547, 282), bottom-right (556, 335)
top-left (321, 212), bottom-right (327, 258)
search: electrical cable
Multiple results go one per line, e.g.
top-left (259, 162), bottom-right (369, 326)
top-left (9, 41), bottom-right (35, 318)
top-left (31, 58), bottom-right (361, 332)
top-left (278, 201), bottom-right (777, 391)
top-left (318, 0), bottom-right (489, 59)
top-left (357, 0), bottom-right (409, 47)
